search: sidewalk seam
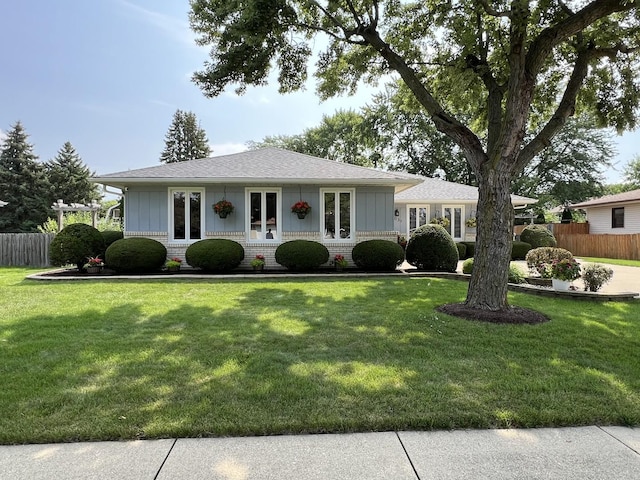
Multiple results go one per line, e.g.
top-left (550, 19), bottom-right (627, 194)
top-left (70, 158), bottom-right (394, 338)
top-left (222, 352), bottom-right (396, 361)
top-left (395, 432), bottom-right (421, 480)
top-left (597, 426), bottom-right (640, 456)
top-left (153, 438), bottom-right (177, 480)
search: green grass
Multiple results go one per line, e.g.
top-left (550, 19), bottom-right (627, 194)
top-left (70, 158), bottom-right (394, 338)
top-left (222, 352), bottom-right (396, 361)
top-left (1, 267), bottom-right (639, 444)
top-left (578, 257), bottom-right (640, 268)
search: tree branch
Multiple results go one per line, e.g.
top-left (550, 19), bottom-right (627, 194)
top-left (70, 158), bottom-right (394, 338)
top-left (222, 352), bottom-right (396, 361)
top-left (526, 0), bottom-right (638, 76)
top-left (357, 26), bottom-right (485, 167)
top-left (476, 0), bottom-right (512, 17)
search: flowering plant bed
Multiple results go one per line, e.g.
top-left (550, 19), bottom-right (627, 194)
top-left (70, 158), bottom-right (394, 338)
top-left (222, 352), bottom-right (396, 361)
top-left (550, 258), bottom-right (581, 281)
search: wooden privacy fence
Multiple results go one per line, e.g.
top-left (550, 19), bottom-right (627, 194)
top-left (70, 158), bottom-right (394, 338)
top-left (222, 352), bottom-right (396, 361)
top-left (555, 233), bottom-right (640, 260)
top-left (0, 233), bottom-right (55, 267)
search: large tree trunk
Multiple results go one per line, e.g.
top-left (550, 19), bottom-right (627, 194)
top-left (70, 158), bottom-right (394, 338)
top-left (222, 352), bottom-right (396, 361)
top-left (465, 164), bottom-right (515, 310)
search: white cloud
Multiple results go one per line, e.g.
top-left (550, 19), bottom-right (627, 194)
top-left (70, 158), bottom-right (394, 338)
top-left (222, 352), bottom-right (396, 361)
top-left (116, 0), bottom-right (199, 49)
top-left (0, 129), bottom-right (6, 143)
top-left (210, 143), bottom-right (248, 157)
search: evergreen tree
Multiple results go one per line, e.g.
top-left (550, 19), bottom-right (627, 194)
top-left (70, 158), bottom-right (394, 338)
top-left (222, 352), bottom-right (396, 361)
top-left (0, 121), bottom-right (51, 232)
top-left (47, 141), bottom-right (100, 204)
top-left (159, 110), bottom-right (211, 163)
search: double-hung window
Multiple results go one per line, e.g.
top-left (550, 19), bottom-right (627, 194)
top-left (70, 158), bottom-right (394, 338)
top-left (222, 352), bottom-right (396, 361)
top-left (170, 188), bottom-right (204, 242)
top-left (612, 207), bottom-right (625, 228)
top-left (321, 189), bottom-right (354, 241)
top-left (247, 188), bottom-right (281, 241)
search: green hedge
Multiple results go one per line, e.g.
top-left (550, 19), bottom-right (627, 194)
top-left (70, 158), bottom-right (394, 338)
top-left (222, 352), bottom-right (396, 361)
top-left (405, 224), bottom-right (459, 272)
top-left (351, 240), bottom-right (405, 271)
top-left (49, 223), bottom-right (105, 270)
top-left (105, 237), bottom-right (167, 273)
top-left (511, 241), bottom-right (532, 260)
top-left (275, 240), bottom-right (329, 271)
top-left (520, 225), bottom-right (557, 248)
top-left (185, 239), bottom-right (244, 271)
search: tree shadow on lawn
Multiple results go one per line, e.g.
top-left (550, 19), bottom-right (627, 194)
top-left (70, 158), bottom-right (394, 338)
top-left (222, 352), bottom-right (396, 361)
top-left (1, 278), bottom-right (639, 443)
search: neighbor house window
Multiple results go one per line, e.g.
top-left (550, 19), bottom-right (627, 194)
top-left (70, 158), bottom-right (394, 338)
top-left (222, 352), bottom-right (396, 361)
top-left (246, 188), bottom-right (281, 241)
top-left (170, 188), bottom-right (204, 242)
top-left (321, 189), bottom-right (354, 241)
top-left (612, 207), bottom-right (624, 228)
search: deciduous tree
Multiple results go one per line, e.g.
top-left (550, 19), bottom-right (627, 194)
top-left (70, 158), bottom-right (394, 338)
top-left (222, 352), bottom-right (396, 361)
top-left (190, 0), bottom-right (640, 316)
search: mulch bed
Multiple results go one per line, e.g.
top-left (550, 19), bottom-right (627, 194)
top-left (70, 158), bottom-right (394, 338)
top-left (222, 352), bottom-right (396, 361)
top-left (437, 303), bottom-right (550, 325)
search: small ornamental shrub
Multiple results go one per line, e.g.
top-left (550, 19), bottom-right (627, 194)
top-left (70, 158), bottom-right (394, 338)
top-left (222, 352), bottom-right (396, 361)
top-left (406, 224), bottom-right (459, 272)
top-left (525, 247), bottom-right (574, 277)
top-left (520, 225), bottom-right (557, 248)
top-left (508, 263), bottom-right (527, 284)
top-left (462, 241), bottom-right (476, 258)
top-left (351, 240), bottom-right (405, 271)
top-left (461, 258), bottom-right (526, 283)
top-left (456, 242), bottom-right (468, 259)
top-left (185, 239), bottom-right (244, 271)
top-left (49, 223), bottom-right (105, 270)
top-left (105, 237), bottom-right (167, 273)
top-left (275, 240), bottom-right (329, 271)
top-left (581, 263), bottom-right (614, 292)
top-left (462, 257), bottom-right (474, 274)
top-left (511, 241), bottom-right (532, 260)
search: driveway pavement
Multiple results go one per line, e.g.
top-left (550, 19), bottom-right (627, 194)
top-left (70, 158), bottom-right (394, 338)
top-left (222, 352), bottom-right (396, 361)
top-left (1, 427), bottom-right (639, 479)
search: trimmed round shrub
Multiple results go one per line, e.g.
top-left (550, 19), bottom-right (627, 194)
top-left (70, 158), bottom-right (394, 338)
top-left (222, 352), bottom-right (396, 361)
top-left (275, 240), bottom-right (329, 271)
top-left (462, 241), bottom-right (476, 258)
top-left (456, 242), bottom-right (468, 260)
top-left (49, 223), bottom-right (105, 270)
top-left (100, 230), bottom-right (124, 258)
top-left (185, 239), bottom-right (244, 272)
top-left (525, 247), bottom-right (574, 275)
top-left (406, 224), bottom-right (459, 272)
top-left (351, 240), bottom-right (405, 271)
top-left (461, 258), bottom-right (526, 284)
top-left (105, 237), bottom-right (167, 273)
top-left (511, 241), bottom-right (532, 260)
top-left (520, 225), bottom-right (557, 248)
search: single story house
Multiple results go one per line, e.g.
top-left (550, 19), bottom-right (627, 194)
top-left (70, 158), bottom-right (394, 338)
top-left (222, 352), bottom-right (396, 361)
top-left (571, 188), bottom-right (640, 234)
top-left (93, 148), bottom-right (536, 267)
top-left (93, 148), bottom-right (421, 266)
top-left (394, 176), bottom-right (536, 241)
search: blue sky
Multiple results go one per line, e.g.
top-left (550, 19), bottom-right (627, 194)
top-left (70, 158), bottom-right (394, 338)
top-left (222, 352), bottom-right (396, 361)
top-left (1, 0), bottom-right (638, 184)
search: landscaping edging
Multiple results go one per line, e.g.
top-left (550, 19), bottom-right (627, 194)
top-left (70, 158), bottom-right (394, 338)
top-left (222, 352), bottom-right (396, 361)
top-left (406, 271), bottom-right (639, 302)
top-left (26, 268), bottom-right (639, 301)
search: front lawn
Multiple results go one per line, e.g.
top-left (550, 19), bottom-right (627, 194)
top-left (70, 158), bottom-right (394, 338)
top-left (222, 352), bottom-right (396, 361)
top-left (1, 267), bottom-right (639, 444)
top-left (578, 257), bottom-right (640, 268)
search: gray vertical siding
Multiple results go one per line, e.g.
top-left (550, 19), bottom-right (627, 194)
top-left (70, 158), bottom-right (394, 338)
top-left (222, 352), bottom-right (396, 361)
top-left (356, 187), bottom-right (395, 232)
top-left (124, 185), bottom-right (397, 236)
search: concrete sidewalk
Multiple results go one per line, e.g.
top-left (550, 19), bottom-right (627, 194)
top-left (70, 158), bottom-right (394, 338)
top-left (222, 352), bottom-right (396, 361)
top-left (1, 427), bottom-right (638, 479)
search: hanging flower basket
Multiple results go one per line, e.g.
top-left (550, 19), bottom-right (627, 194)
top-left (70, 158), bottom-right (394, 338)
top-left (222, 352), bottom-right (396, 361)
top-left (213, 199), bottom-right (234, 218)
top-left (291, 201), bottom-right (311, 219)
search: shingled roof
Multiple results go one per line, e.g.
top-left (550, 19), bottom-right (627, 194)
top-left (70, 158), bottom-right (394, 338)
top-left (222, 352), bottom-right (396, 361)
top-left (395, 175), bottom-right (536, 206)
top-left (571, 188), bottom-right (640, 208)
top-left (93, 148), bottom-right (421, 192)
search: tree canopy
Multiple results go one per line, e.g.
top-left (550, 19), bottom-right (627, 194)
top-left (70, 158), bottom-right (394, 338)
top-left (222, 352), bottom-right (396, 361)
top-left (190, 0), bottom-right (640, 315)
top-left (160, 109), bottom-right (211, 163)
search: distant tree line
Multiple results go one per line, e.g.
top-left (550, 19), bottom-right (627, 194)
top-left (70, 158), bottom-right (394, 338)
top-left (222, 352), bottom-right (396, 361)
top-left (0, 121), bottom-right (100, 232)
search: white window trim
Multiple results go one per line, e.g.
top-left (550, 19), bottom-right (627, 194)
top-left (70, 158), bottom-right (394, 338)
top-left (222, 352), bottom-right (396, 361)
top-left (406, 204), bottom-right (430, 237)
top-left (168, 187), bottom-right (205, 243)
top-left (443, 204), bottom-right (465, 240)
top-left (245, 187), bottom-right (282, 243)
top-left (320, 188), bottom-right (356, 243)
